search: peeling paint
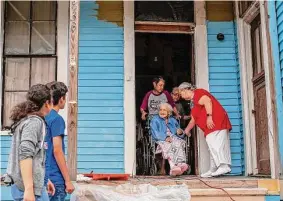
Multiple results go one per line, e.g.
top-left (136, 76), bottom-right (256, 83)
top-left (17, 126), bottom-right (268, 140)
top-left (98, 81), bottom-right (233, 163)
top-left (206, 1), bottom-right (234, 21)
top-left (95, 1), bottom-right (123, 27)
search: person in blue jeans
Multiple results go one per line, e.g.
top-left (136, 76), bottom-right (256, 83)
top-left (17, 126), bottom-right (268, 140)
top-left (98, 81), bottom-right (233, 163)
top-left (45, 82), bottom-right (75, 201)
top-left (5, 84), bottom-right (55, 201)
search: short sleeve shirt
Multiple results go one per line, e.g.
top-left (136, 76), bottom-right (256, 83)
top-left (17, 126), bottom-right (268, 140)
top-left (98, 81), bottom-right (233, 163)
top-left (140, 90), bottom-right (175, 116)
top-left (191, 89), bottom-right (232, 136)
top-left (44, 109), bottom-right (66, 185)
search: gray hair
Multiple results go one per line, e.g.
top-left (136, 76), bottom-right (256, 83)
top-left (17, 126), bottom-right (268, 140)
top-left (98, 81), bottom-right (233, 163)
top-left (159, 103), bottom-right (173, 116)
top-left (178, 82), bottom-right (196, 90)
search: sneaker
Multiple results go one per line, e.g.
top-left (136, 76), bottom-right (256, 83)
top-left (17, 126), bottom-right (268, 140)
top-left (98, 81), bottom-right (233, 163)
top-left (177, 163), bottom-right (189, 174)
top-left (211, 165), bottom-right (231, 177)
top-left (170, 166), bottom-right (182, 176)
top-left (200, 170), bottom-right (214, 178)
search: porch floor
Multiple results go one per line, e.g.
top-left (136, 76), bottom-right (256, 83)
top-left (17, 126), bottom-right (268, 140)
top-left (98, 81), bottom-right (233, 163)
top-left (76, 175), bottom-right (280, 195)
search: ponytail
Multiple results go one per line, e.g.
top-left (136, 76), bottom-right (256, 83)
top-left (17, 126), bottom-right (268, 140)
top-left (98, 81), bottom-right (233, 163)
top-left (10, 100), bottom-right (41, 124)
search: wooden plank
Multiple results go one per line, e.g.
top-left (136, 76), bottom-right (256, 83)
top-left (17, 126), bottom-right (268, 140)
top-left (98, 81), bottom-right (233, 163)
top-left (31, 58), bottom-right (56, 85)
top-left (3, 92), bottom-right (26, 127)
top-left (4, 58), bottom-right (30, 91)
top-left (135, 21), bottom-right (194, 34)
top-left (67, 0), bottom-right (80, 181)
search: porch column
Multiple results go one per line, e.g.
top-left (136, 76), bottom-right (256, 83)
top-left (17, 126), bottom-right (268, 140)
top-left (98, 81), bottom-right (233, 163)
top-left (194, 0), bottom-right (210, 175)
top-left (67, 0), bottom-right (80, 181)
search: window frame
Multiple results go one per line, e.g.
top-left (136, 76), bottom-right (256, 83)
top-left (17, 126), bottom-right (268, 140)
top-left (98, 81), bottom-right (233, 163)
top-left (1, 1), bottom-right (58, 129)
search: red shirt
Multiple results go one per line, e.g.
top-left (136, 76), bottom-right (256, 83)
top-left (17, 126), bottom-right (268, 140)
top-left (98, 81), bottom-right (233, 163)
top-left (191, 89), bottom-right (232, 136)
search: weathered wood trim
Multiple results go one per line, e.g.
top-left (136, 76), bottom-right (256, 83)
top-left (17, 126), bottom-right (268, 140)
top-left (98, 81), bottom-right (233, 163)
top-left (194, 0), bottom-right (210, 175)
top-left (123, 0), bottom-right (136, 175)
top-left (135, 21), bottom-right (195, 34)
top-left (0, 1), bottom-right (4, 129)
top-left (235, 1), bottom-right (254, 176)
top-left (242, 1), bottom-right (260, 24)
top-left (67, 0), bottom-right (80, 181)
top-left (268, 1), bottom-right (283, 177)
top-left (260, 2), bottom-right (278, 179)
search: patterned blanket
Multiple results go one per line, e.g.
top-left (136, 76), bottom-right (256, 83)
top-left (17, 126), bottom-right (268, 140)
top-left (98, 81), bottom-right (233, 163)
top-left (155, 136), bottom-right (186, 165)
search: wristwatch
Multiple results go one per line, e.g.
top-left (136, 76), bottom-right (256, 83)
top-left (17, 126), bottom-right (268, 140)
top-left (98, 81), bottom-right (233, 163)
top-left (207, 114), bottom-right (212, 117)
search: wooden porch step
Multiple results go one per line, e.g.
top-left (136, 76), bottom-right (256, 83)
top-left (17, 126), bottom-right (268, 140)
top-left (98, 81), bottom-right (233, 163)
top-left (83, 176), bottom-right (259, 189)
top-left (190, 187), bottom-right (267, 196)
top-left (76, 176), bottom-right (280, 200)
top-left (190, 188), bottom-right (268, 201)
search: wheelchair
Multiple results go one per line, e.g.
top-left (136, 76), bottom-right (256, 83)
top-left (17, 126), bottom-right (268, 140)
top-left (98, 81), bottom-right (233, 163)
top-left (136, 115), bottom-right (191, 176)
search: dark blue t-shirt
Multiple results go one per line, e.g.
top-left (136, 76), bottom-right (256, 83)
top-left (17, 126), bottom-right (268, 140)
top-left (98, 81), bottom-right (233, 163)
top-left (44, 109), bottom-right (65, 185)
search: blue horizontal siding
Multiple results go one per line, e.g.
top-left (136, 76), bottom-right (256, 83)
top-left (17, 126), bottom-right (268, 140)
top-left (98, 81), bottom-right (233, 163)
top-left (270, 0), bottom-right (283, 171)
top-left (77, 1), bottom-right (124, 174)
top-left (207, 21), bottom-right (244, 175)
top-left (0, 136), bottom-right (11, 175)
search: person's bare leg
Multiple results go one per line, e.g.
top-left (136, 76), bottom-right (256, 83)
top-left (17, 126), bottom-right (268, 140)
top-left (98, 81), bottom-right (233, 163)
top-left (160, 159), bottom-right (166, 175)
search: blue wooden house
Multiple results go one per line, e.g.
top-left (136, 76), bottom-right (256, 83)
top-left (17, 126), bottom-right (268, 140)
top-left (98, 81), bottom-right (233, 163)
top-left (1, 1), bottom-right (283, 200)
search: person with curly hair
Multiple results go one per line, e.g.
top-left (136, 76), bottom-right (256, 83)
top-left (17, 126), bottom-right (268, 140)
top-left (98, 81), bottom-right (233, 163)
top-left (5, 84), bottom-right (55, 201)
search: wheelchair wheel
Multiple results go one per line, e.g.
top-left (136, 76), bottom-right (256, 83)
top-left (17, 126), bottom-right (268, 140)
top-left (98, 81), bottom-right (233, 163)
top-left (150, 163), bottom-right (157, 175)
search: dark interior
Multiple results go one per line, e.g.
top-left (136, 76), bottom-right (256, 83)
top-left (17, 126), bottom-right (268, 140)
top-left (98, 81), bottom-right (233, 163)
top-left (135, 33), bottom-right (196, 175)
top-left (135, 1), bottom-right (194, 22)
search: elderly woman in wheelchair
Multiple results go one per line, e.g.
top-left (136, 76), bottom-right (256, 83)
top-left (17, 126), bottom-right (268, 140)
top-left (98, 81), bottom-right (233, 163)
top-left (150, 103), bottom-right (189, 176)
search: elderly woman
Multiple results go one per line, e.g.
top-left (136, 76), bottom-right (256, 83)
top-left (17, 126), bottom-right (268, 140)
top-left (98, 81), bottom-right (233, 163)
top-left (150, 103), bottom-right (189, 176)
top-left (179, 82), bottom-right (232, 178)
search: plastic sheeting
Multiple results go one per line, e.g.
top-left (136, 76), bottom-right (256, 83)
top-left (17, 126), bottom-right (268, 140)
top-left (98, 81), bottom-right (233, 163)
top-left (70, 183), bottom-right (191, 201)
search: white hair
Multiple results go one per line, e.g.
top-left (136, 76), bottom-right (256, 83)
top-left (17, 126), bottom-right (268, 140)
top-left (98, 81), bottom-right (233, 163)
top-left (159, 103), bottom-right (173, 116)
top-left (179, 82), bottom-right (196, 90)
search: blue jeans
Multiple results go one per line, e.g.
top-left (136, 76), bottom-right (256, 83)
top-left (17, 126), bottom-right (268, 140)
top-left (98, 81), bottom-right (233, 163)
top-left (11, 184), bottom-right (49, 201)
top-left (49, 184), bottom-right (66, 201)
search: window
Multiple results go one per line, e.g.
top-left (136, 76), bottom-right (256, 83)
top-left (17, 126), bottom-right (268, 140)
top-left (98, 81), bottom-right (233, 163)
top-left (2, 1), bottom-right (57, 128)
top-left (135, 1), bottom-right (194, 22)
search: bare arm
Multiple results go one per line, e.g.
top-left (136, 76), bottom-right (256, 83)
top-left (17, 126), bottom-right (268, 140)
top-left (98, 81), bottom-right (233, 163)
top-left (20, 159), bottom-right (34, 191)
top-left (198, 95), bottom-right (212, 115)
top-left (53, 136), bottom-right (71, 183)
top-left (185, 116), bottom-right (195, 135)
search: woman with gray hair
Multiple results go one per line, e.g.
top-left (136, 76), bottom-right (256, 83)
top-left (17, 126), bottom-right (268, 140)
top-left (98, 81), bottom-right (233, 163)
top-left (178, 82), bottom-right (232, 178)
top-left (150, 103), bottom-right (189, 176)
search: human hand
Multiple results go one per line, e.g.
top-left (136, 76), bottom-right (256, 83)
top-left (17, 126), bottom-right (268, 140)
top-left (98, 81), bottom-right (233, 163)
top-left (165, 137), bottom-right (172, 143)
top-left (141, 112), bottom-right (147, 121)
top-left (183, 115), bottom-right (190, 120)
top-left (65, 181), bottom-right (75, 194)
top-left (177, 128), bottom-right (183, 135)
top-left (184, 128), bottom-right (191, 136)
top-left (23, 188), bottom-right (35, 201)
top-left (176, 114), bottom-right (181, 120)
top-left (207, 116), bottom-right (215, 129)
top-left (47, 180), bottom-right (55, 196)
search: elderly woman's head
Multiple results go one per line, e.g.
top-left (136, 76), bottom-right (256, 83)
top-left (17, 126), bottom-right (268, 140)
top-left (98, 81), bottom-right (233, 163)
top-left (171, 87), bottom-right (180, 102)
top-left (159, 103), bottom-right (173, 119)
top-left (178, 82), bottom-right (196, 100)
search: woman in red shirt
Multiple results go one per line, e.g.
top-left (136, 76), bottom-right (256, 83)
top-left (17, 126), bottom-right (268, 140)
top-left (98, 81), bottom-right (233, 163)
top-left (178, 82), bottom-right (232, 178)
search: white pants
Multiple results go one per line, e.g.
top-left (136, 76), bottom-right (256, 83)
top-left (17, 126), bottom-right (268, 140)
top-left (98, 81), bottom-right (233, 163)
top-left (206, 129), bottom-right (231, 170)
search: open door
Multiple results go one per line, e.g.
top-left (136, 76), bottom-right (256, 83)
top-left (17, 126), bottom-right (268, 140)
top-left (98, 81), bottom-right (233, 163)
top-left (251, 14), bottom-right (271, 175)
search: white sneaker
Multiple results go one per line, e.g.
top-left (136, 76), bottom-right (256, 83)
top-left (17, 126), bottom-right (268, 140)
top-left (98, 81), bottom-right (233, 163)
top-left (200, 170), bottom-right (214, 178)
top-left (211, 165), bottom-right (231, 177)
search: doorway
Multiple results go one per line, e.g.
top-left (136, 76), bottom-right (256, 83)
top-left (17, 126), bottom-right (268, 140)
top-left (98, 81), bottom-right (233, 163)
top-left (135, 32), bottom-right (196, 175)
top-left (250, 14), bottom-right (271, 175)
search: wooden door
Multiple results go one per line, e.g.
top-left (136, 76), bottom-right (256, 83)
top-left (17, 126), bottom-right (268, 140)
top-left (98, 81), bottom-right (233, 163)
top-left (251, 15), bottom-right (271, 175)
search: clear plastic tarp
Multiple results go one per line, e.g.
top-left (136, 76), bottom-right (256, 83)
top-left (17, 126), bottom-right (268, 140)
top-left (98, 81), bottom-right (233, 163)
top-left (70, 183), bottom-right (191, 201)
